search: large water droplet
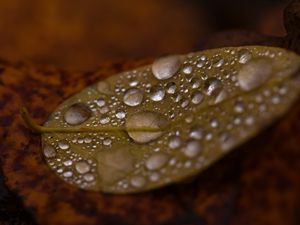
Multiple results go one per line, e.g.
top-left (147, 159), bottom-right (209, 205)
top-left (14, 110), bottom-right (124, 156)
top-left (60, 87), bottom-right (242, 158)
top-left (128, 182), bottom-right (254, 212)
top-left (75, 161), bottom-right (91, 174)
top-left (125, 111), bottom-right (167, 143)
top-left (150, 86), bottom-right (165, 101)
top-left (64, 103), bottom-right (91, 125)
top-left (43, 145), bottom-right (56, 158)
top-left (145, 153), bottom-right (169, 170)
top-left (123, 88), bottom-right (144, 106)
top-left (182, 140), bottom-right (202, 158)
top-left (237, 58), bottom-right (273, 91)
top-left (152, 55), bottom-right (181, 80)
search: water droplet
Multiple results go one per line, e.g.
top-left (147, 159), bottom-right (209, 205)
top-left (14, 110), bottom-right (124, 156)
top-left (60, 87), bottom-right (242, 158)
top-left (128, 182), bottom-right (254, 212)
top-left (129, 80), bottom-right (139, 87)
top-left (210, 118), bottom-right (219, 128)
top-left (189, 127), bottom-right (204, 140)
top-left (58, 141), bottom-right (70, 150)
top-left (168, 135), bottom-right (182, 149)
top-left (43, 145), bottom-right (56, 158)
top-left (97, 81), bottom-right (112, 94)
top-left (271, 95), bottom-right (281, 104)
top-left (63, 160), bottom-right (73, 166)
top-left (238, 49), bottom-right (252, 64)
top-left (181, 99), bottom-right (189, 108)
top-left (166, 82), bottom-right (177, 94)
top-left (125, 111), bottom-right (167, 143)
top-left (245, 116), bottom-right (255, 126)
top-left (75, 161), bottom-right (91, 174)
top-left (95, 98), bottom-right (106, 107)
top-left (182, 140), bottom-right (202, 158)
top-left (183, 66), bottom-right (193, 74)
top-left (116, 111), bottom-right (126, 119)
top-left (150, 86), bottom-right (165, 101)
top-left (204, 77), bottom-right (223, 96)
top-left (100, 116), bottom-right (110, 124)
top-left (149, 172), bottom-right (160, 182)
top-left (63, 171), bottom-right (73, 178)
top-left (123, 88), bottom-right (144, 106)
top-left (64, 103), bottom-right (91, 125)
top-left (130, 175), bottom-right (146, 188)
top-left (191, 91), bottom-right (204, 104)
top-left (103, 138), bottom-right (112, 146)
top-left (99, 106), bottom-right (109, 114)
top-left (213, 57), bottom-right (224, 67)
top-left (238, 58), bottom-right (272, 91)
top-left (83, 173), bottom-right (95, 182)
top-left (152, 55), bottom-right (181, 80)
top-left (146, 153), bottom-right (169, 170)
top-left (191, 78), bottom-right (201, 89)
top-left (234, 101), bottom-right (245, 113)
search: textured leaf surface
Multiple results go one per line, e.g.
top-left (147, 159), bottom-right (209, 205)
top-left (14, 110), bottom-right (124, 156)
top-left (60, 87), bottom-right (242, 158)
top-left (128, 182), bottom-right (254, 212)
top-left (40, 46), bottom-right (300, 193)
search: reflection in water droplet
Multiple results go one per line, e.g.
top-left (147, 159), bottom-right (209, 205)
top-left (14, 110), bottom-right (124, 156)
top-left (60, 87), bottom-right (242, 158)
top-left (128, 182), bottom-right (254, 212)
top-left (146, 153), bottom-right (169, 170)
top-left (75, 161), bottom-right (90, 174)
top-left (152, 55), bottom-right (181, 80)
top-left (238, 58), bottom-right (272, 91)
top-left (64, 103), bottom-right (91, 125)
top-left (43, 145), bottom-right (56, 158)
top-left (123, 88), bottom-right (144, 106)
top-left (125, 111), bottom-right (167, 143)
top-left (182, 140), bottom-right (202, 158)
top-left (150, 86), bottom-right (165, 101)
top-left (191, 91), bottom-right (204, 104)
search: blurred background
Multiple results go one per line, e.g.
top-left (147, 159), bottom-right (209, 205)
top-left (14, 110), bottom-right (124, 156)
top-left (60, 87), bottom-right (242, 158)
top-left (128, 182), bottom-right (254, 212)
top-left (0, 0), bottom-right (289, 70)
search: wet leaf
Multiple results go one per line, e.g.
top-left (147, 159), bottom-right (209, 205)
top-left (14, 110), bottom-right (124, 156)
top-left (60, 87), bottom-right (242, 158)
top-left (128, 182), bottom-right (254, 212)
top-left (23, 46), bottom-right (300, 194)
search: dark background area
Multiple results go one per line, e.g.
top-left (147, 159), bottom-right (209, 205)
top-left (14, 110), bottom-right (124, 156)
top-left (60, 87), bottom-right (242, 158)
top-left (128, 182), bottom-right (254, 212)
top-left (0, 0), bottom-right (299, 225)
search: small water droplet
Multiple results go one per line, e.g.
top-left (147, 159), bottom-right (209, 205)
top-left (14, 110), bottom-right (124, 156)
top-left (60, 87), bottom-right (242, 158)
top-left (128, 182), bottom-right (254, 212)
top-left (238, 49), bottom-right (252, 64)
top-left (191, 91), bottom-right (204, 104)
top-left (150, 86), bottom-right (165, 101)
top-left (146, 152), bottom-right (169, 170)
top-left (149, 172), bottom-right (160, 182)
top-left (83, 173), bottom-right (95, 182)
top-left (63, 160), bottom-right (73, 166)
top-left (63, 171), bottom-right (73, 178)
top-left (152, 55), bottom-right (181, 80)
top-left (103, 138), bottom-right (112, 146)
top-left (213, 57), bottom-right (224, 68)
top-left (100, 116), bottom-right (110, 124)
top-left (75, 161), bottom-right (91, 174)
top-left (210, 118), bottom-right (219, 128)
top-left (129, 80), bottom-right (139, 87)
top-left (130, 175), bottom-right (146, 188)
top-left (58, 141), bottom-right (70, 150)
top-left (191, 78), bottom-right (201, 89)
top-left (116, 111), bottom-right (126, 119)
top-left (204, 77), bottom-right (223, 96)
top-left (189, 127), bottom-right (204, 140)
top-left (182, 140), bottom-right (202, 158)
top-left (123, 88), bottom-right (144, 106)
top-left (181, 99), bottom-right (189, 108)
top-left (234, 101), bottom-right (245, 113)
top-left (43, 145), bottom-right (56, 158)
top-left (168, 135), bottom-right (182, 149)
top-left (183, 66), bottom-right (193, 74)
top-left (245, 116), bottom-right (255, 126)
top-left (64, 103), bottom-right (91, 125)
top-left (166, 82), bottom-right (177, 94)
top-left (95, 98), bottom-right (106, 107)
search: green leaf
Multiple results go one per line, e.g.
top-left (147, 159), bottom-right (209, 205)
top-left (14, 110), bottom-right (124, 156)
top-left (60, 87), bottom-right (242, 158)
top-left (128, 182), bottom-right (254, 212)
top-left (23, 46), bottom-right (300, 194)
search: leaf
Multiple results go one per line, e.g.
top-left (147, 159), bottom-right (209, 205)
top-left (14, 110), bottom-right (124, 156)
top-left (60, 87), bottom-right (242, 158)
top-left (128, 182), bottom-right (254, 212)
top-left (22, 46), bottom-right (300, 194)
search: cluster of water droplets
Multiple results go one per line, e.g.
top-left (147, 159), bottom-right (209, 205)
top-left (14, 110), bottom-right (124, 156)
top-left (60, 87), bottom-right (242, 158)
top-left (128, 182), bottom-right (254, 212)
top-left (42, 46), bottom-right (300, 193)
